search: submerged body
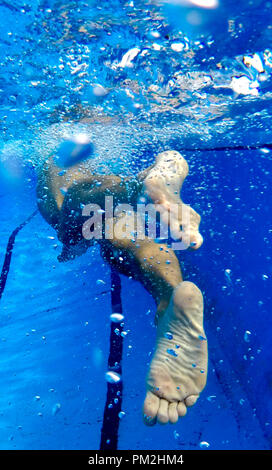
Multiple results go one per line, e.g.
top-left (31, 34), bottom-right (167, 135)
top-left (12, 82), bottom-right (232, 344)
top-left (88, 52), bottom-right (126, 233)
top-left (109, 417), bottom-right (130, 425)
top-left (37, 149), bottom-right (207, 425)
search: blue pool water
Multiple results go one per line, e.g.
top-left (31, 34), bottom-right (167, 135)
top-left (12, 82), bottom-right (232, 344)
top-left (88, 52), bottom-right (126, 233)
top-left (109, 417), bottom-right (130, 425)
top-left (0, 0), bottom-right (272, 450)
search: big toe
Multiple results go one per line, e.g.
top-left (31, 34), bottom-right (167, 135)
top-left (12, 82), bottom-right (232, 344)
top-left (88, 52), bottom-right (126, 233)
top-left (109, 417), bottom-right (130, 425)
top-left (143, 392), bottom-right (160, 426)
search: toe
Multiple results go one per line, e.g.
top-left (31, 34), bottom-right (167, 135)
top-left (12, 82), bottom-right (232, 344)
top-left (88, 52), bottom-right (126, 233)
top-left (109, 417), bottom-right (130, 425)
top-left (168, 402), bottom-right (179, 424)
top-left (143, 392), bottom-right (160, 426)
top-left (157, 399), bottom-right (170, 424)
top-left (177, 401), bottom-right (187, 417)
top-left (185, 395), bottom-right (199, 407)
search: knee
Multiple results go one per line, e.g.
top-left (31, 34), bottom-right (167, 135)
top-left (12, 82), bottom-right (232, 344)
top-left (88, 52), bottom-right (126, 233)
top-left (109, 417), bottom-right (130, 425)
top-left (173, 281), bottom-right (203, 311)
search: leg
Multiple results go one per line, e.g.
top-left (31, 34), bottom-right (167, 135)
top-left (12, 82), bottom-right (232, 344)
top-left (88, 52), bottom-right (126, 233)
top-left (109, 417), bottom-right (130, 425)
top-left (143, 150), bottom-right (203, 249)
top-left (100, 221), bottom-right (183, 322)
top-left (37, 156), bottom-right (132, 216)
top-left (37, 156), bottom-right (139, 248)
top-left (100, 212), bottom-right (207, 426)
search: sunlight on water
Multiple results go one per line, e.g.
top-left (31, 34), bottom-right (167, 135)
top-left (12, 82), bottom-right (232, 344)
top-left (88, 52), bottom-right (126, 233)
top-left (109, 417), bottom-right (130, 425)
top-left (0, 0), bottom-right (272, 172)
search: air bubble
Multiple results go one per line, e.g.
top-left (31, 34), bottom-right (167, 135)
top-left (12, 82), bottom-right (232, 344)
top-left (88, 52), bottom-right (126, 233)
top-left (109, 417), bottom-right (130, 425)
top-left (164, 332), bottom-right (173, 340)
top-left (174, 430), bottom-right (180, 440)
top-left (207, 395), bottom-right (216, 402)
top-left (121, 331), bottom-right (128, 338)
top-left (92, 84), bottom-right (108, 97)
top-left (52, 403), bottom-right (61, 416)
top-left (171, 43), bottom-right (184, 52)
top-left (244, 330), bottom-right (251, 342)
top-left (150, 30), bottom-right (160, 38)
top-left (199, 441), bottom-right (210, 449)
top-left (59, 187), bottom-right (68, 195)
top-left (224, 269), bottom-right (232, 284)
top-left (110, 313), bottom-right (124, 323)
top-left (105, 371), bottom-right (121, 384)
top-left (167, 349), bottom-right (178, 357)
top-left (117, 47), bottom-right (141, 68)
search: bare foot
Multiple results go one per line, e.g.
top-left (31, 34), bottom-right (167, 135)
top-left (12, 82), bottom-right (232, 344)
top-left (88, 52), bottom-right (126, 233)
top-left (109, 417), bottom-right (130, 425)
top-left (143, 150), bottom-right (203, 250)
top-left (143, 281), bottom-right (208, 425)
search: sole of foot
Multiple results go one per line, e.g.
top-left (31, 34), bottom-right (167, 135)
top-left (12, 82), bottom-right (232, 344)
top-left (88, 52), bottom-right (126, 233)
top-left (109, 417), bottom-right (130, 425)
top-left (143, 281), bottom-right (208, 425)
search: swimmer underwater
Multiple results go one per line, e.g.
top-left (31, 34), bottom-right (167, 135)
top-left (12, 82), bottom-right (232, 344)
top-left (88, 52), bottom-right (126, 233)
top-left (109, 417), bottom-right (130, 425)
top-left (37, 145), bottom-right (207, 426)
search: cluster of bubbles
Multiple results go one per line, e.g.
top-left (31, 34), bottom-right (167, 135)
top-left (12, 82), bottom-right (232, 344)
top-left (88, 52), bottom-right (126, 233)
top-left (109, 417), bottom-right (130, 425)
top-left (1, 0), bottom-right (272, 159)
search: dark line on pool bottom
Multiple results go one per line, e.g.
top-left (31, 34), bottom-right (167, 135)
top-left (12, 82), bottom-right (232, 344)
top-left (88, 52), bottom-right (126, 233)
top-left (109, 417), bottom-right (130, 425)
top-left (178, 143), bottom-right (272, 152)
top-left (0, 210), bottom-right (124, 449)
top-left (0, 210), bottom-right (38, 301)
top-left (100, 268), bottom-right (124, 451)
